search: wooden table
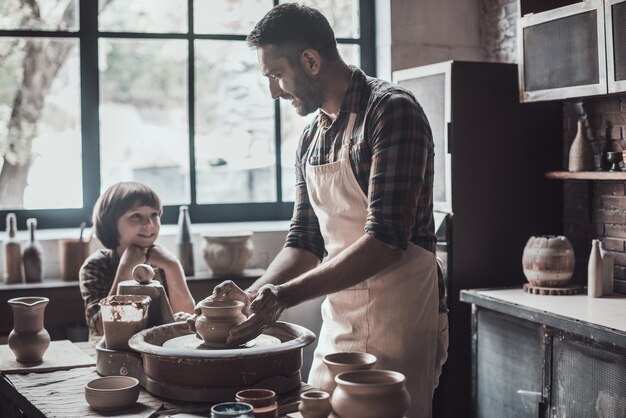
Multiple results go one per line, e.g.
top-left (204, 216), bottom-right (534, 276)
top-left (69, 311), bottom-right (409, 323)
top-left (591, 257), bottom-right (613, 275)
top-left (0, 341), bottom-right (305, 418)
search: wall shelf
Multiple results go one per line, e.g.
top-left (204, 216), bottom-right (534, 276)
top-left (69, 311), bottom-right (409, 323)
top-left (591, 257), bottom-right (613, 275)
top-left (546, 171), bottom-right (626, 180)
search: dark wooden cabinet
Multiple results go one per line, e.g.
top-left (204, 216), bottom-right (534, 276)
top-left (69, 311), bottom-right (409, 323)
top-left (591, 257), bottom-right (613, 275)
top-left (463, 289), bottom-right (626, 418)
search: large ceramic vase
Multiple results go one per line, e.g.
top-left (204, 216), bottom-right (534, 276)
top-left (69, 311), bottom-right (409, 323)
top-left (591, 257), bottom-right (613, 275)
top-left (331, 370), bottom-right (410, 418)
top-left (8, 297), bottom-right (51, 363)
top-left (522, 235), bottom-right (575, 287)
top-left (193, 300), bottom-right (247, 347)
top-left (202, 232), bottom-right (253, 276)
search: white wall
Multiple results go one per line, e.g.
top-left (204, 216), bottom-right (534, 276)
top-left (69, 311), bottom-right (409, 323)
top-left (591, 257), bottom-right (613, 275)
top-left (389, 0), bottom-right (485, 71)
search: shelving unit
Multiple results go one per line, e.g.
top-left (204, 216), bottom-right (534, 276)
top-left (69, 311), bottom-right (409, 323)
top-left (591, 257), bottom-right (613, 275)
top-left (546, 171), bottom-right (626, 180)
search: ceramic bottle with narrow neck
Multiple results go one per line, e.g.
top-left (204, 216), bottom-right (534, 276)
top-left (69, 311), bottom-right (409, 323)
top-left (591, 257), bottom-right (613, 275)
top-left (23, 218), bottom-right (44, 283)
top-left (176, 205), bottom-right (194, 276)
top-left (587, 239), bottom-right (603, 298)
top-left (3, 213), bottom-right (23, 284)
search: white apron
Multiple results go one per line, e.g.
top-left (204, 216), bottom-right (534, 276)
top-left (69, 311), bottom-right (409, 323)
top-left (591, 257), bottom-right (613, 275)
top-left (305, 113), bottom-right (441, 418)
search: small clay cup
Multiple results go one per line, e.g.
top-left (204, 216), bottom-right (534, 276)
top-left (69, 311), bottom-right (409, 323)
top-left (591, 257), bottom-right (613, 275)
top-left (322, 352), bottom-right (377, 393)
top-left (299, 390), bottom-right (332, 418)
top-left (85, 376), bottom-right (139, 410)
top-left (58, 239), bottom-right (90, 281)
top-left (235, 389), bottom-right (278, 418)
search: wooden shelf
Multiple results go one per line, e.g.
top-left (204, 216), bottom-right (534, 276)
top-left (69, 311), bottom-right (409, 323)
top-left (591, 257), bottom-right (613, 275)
top-left (546, 171), bottom-right (626, 180)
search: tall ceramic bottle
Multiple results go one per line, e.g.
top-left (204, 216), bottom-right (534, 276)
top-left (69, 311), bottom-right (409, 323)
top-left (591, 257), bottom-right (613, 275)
top-left (3, 213), bottom-right (23, 284)
top-left (23, 218), bottom-right (44, 282)
top-left (599, 241), bottom-right (614, 296)
top-left (587, 239), bottom-right (603, 298)
top-left (568, 118), bottom-right (594, 172)
top-left (176, 205), bottom-right (194, 276)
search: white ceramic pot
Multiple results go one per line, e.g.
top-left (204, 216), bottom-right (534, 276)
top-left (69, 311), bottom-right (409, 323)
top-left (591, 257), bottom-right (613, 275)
top-left (202, 232), bottom-right (253, 276)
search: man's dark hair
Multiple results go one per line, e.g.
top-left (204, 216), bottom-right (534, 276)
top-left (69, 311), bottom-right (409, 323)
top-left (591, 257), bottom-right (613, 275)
top-left (247, 3), bottom-right (340, 62)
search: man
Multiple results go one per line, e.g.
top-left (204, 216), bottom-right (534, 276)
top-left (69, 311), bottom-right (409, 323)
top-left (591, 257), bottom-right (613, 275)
top-left (202, 4), bottom-right (448, 417)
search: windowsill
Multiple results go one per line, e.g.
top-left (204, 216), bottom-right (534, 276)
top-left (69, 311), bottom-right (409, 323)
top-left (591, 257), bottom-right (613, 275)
top-left (10, 220), bottom-right (291, 242)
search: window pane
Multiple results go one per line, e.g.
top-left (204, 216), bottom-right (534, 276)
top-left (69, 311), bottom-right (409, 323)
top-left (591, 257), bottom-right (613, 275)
top-left (99, 0), bottom-right (187, 33)
top-left (99, 39), bottom-right (189, 204)
top-left (195, 40), bottom-right (275, 204)
top-left (0, 0), bottom-right (78, 31)
top-left (194, 0), bottom-right (272, 35)
top-left (280, 0), bottom-right (360, 38)
top-left (0, 38), bottom-right (82, 210)
top-left (280, 44), bottom-right (360, 202)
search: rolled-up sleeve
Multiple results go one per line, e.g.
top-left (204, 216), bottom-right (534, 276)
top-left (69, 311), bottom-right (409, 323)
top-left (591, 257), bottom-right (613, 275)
top-left (79, 252), bottom-right (113, 336)
top-left (364, 91), bottom-right (433, 251)
top-left (284, 125), bottom-right (326, 260)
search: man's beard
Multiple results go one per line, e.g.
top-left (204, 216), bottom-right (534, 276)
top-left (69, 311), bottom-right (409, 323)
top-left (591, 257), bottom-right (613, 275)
top-left (289, 67), bottom-right (323, 116)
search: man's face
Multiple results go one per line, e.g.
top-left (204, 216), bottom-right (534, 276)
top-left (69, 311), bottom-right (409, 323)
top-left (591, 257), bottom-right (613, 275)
top-left (257, 45), bottom-right (323, 116)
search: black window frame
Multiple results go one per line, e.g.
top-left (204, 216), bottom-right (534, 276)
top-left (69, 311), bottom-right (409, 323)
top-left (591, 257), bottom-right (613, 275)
top-left (0, 0), bottom-right (376, 230)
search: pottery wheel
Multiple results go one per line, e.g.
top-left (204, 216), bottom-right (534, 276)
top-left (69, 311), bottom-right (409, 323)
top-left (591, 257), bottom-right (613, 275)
top-left (162, 333), bottom-right (281, 350)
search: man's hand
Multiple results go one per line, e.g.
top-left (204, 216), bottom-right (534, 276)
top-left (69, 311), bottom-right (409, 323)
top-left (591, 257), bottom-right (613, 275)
top-left (227, 283), bottom-right (286, 346)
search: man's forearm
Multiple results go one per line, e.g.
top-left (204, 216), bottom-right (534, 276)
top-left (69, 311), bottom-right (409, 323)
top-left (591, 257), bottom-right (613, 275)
top-left (246, 246), bottom-right (320, 295)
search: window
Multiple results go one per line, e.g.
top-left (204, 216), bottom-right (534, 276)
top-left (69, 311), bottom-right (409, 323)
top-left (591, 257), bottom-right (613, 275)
top-left (0, 0), bottom-right (375, 229)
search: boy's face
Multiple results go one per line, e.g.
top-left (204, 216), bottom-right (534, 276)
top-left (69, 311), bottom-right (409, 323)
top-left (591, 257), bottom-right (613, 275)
top-left (116, 203), bottom-right (161, 250)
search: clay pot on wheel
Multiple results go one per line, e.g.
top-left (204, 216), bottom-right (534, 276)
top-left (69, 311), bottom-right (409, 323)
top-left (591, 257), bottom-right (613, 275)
top-left (331, 370), bottom-right (410, 418)
top-left (202, 232), bottom-right (253, 276)
top-left (193, 300), bottom-right (247, 347)
top-left (522, 235), bottom-right (575, 287)
top-left (8, 297), bottom-right (51, 363)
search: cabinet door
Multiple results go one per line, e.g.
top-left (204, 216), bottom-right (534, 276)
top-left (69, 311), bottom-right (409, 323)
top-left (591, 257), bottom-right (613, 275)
top-left (476, 309), bottom-right (544, 418)
top-left (606, 0), bottom-right (626, 93)
top-left (550, 334), bottom-right (626, 418)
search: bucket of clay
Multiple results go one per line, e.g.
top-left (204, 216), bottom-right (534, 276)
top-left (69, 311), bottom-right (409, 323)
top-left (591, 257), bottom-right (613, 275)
top-left (100, 295), bottom-right (151, 351)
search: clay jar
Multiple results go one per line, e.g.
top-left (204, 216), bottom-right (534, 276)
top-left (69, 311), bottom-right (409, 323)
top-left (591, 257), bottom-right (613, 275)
top-left (202, 232), bottom-right (253, 276)
top-left (100, 295), bottom-right (151, 351)
top-left (194, 300), bottom-right (247, 347)
top-left (331, 370), bottom-right (410, 418)
top-left (8, 297), bottom-right (51, 363)
top-left (522, 235), bottom-right (575, 287)
top-left (298, 390), bottom-right (332, 418)
top-left (321, 352), bottom-right (377, 393)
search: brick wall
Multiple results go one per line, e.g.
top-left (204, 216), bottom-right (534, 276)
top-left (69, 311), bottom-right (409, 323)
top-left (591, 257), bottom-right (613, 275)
top-left (482, 0), bottom-right (626, 291)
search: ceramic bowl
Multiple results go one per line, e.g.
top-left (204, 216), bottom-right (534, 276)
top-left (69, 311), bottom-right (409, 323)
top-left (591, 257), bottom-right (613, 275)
top-left (235, 389), bottom-right (278, 418)
top-left (84, 376), bottom-right (140, 410)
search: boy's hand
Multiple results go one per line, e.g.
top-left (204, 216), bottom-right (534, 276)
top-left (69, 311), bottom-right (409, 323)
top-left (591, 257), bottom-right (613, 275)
top-left (119, 245), bottom-right (148, 271)
top-left (145, 245), bottom-right (178, 271)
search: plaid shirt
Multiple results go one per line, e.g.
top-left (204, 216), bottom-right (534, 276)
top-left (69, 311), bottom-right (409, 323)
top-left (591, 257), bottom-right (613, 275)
top-left (285, 66), bottom-right (436, 258)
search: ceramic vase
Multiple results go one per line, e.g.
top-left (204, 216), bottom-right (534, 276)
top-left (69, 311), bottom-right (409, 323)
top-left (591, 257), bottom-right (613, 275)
top-left (22, 218), bottom-right (44, 283)
top-left (599, 241), bottom-right (614, 296)
top-left (193, 300), bottom-right (246, 347)
top-left (8, 297), bottom-right (51, 363)
top-left (521, 235), bottom-right (575, 287)
top-left (568, 118), bottom-right (594, 172)
top-left (176, 205), bottom-right (194, 277)
top-left (588, 239), bottom-right (603, 298)
top-left (202, 232), bottom-right (253, 276)
top-left (321, 351), bottom-right (377, 394)
top-left (3, 213), bottom-right (23, 284)
top-left (331, 370), bottom-right (410, 418)
top-left (298, 390), bottom-right (332, 418)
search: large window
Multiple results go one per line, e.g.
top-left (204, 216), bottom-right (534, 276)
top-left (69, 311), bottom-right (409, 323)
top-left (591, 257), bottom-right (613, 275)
top-left (0, 0), bottom-right (375, 229)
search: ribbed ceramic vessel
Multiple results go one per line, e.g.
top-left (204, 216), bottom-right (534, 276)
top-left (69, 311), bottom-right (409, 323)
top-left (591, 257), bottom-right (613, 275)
top-left (8, 297), bottom-right (51, 363)
top-left (522, 235), bottom-right (575, 287)
top-left (194, 300), bottom-right (247, 347)
top-left (321, 351), bottom-right (377, 393)
top-left (331, 370), bottom-right (410, 418)
top-left (298, 390), bottom-right (332, 418)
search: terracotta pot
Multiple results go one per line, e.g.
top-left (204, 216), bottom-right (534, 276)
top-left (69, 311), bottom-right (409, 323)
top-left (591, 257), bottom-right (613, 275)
top-left (331, 370), bottom-right (410, 418)
top-left (235, 388), bottom-right (278, 418)
top-left (321, 352), bottom-right (377, 393)
top-left (522, 235), bottom-right (575, 287)
top-left (194, 300), bottom-right (247, 347)
top-left (58, 239), bottom-right (90, 281)
top-left (8, 297), bottom-right (51, 363)
top-left (202, 232), bottom-right (253, 276)
top-left (299, 390), bottom-right (332, 418)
